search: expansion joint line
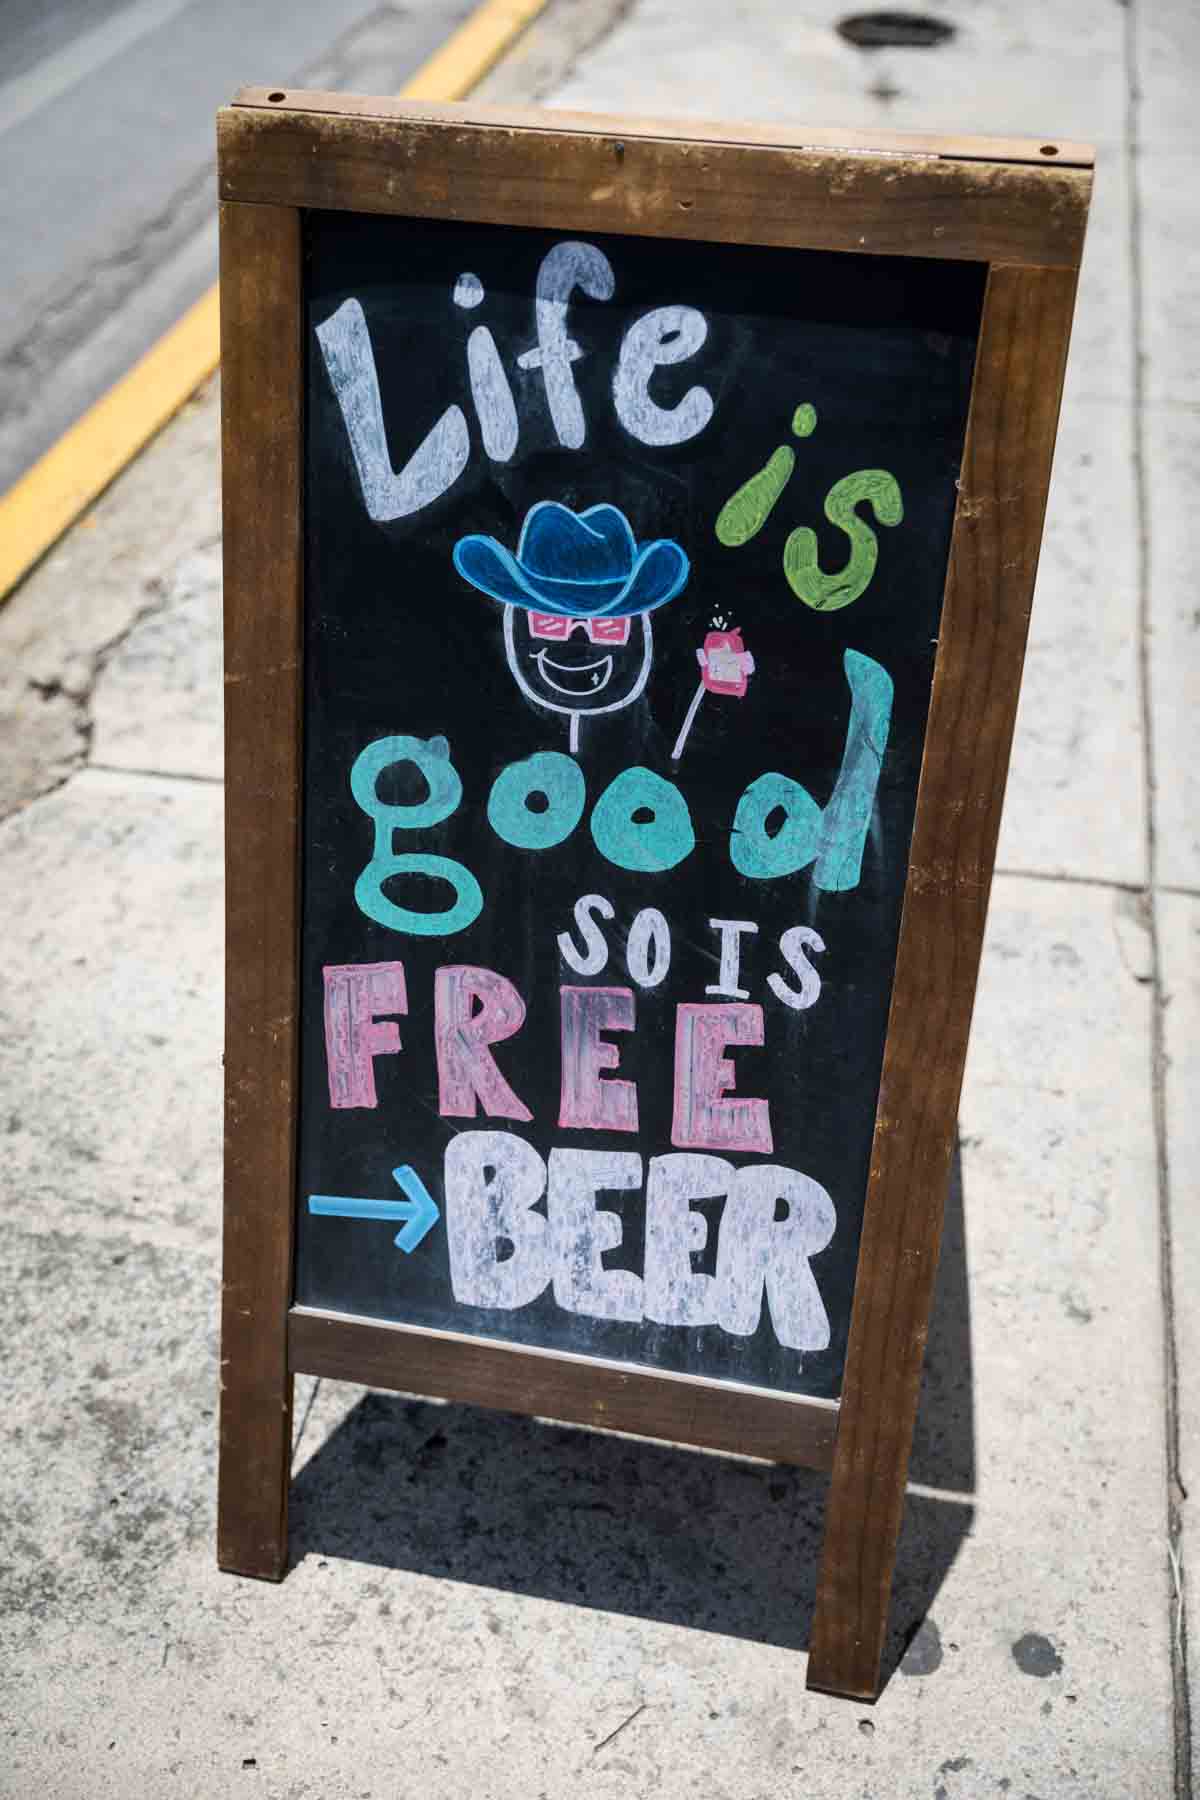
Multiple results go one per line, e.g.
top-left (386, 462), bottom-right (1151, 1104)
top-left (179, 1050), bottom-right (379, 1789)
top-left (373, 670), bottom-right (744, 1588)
top-left (1126, 4), bottom-right (1192, 1793)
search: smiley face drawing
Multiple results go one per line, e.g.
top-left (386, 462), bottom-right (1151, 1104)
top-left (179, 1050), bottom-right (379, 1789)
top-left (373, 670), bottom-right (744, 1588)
top-left (453, 501), bottom-right (690, 752)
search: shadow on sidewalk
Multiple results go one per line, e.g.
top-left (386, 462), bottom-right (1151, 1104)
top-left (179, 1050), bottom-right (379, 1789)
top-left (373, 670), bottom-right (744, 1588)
top-left (289, 1148), bottom-right (975, 1693)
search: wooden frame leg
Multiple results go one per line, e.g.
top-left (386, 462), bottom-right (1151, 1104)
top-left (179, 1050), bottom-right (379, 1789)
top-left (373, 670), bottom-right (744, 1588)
top-left (216, 198), bottom-right (304, 1580)
top-left (806, 1402), bottom-right (924, 1699)
top-left (807, 266), bottom-right (1082, 1696)
top-left (217, 1345), bottom-right (294, 1581)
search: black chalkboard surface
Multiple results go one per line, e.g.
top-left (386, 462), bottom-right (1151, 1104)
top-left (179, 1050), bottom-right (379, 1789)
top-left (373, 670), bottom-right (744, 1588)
top-left (293, 209), bottom-right (984, 1401)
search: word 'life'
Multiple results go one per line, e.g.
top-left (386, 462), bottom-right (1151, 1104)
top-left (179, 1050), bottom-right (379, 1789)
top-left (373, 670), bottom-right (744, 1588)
top-left (316, 240), bottom-right (714, 521)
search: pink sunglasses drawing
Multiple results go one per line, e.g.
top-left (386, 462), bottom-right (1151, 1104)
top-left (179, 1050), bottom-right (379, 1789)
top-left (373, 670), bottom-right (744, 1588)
top-left (526, 612), bottom-right (632, 645)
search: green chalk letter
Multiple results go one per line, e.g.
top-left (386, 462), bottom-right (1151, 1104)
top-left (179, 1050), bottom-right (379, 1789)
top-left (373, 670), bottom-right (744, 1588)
top-left (715, 446), bottom-right (795, 547)
top-left (782, 469), bottom-right (903, 611)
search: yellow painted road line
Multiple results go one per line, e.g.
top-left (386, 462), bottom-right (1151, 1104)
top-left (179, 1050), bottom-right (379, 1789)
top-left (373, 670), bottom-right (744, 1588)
top-left (0, 288), bottom-right (221, 604)
top-left (0, 0), bottom-right (550, 604)
top-left (402, 0), bottom-right (551, 100)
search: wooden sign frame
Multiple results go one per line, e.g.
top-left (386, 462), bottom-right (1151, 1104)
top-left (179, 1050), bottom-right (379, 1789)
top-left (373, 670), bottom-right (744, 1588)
top-left (216, 87), bottom-right (1091, 1702)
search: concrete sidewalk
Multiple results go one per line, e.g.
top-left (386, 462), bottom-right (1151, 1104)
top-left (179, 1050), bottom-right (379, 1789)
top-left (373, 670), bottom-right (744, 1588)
top-left (0, 1), bottom-right (1196, 1795)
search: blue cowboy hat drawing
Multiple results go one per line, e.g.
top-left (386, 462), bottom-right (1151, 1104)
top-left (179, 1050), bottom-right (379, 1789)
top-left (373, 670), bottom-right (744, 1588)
top-left (452, 501), bottom-right (689, 618)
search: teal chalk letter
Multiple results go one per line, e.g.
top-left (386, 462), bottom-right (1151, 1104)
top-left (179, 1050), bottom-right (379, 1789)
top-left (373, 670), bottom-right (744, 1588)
top-left (814, 650), bottom-right (893, 890)
top-left (728, 771), bottom-right (823, 881)
top-left (591, 767), bottom-right (695, 873)
top-left (730, 650), bottom-right (893, 892)
top-left (487, 752), bottom-right (586, 851)
top-left (351, 734), bottom-right (483, 936)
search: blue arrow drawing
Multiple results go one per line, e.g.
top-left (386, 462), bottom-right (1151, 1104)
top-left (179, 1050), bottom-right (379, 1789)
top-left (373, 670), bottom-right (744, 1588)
top-left (308, 1164), bottom-right (440, 1254)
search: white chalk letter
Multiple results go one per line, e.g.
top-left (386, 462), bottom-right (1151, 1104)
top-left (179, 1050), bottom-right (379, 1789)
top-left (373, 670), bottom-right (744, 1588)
top-left (643, 1153), bottom-right (729, 1327)
top-left (444, 1131), bottom-right (551, 1310)
top-left (557, 893), bottom-right (614, 976)
top-left (705, 918), bottom-right (758, 999)
top-left (714, 1163), bottom-right (835, 1351)
top-left (613, 305), bottom-right (714, 447)
top-left (467, 324), bottom-right (519, 463)
top-left (768, 926), bottom-right (826, 1011)
top-left (626, 907), bottom-right (671, 989)
top-left (316, 298), bottom-right (469, 520)
top-left (548, 1148), bottom-right (644, 1321)
top-left (517, 242), bottom-right (615, 449)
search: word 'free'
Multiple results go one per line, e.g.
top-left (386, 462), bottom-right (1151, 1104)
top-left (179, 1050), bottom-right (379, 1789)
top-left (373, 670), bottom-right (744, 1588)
top-left (323, 960), bottom-right (798, 1155)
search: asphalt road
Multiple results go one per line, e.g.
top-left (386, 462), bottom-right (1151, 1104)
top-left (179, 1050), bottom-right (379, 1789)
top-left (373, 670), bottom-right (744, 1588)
top-left (0, 0), bottom-right (474, 493)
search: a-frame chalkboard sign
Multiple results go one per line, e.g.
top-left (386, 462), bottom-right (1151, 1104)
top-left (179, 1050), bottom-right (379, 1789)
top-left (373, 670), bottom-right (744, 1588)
top-left (216, 89), bottom-right (1090, 1700)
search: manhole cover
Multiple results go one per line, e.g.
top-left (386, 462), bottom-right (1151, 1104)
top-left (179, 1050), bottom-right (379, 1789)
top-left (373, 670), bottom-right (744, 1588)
top-left (837, 12), bottom-right (957, 48)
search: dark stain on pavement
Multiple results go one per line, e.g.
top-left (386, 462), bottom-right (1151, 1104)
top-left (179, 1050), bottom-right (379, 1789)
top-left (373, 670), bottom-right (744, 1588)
top-left (932, 1753), bottom-right (973, 1798)
top-left (1011, 1632), bottom-right (1063, 1677)
top-left (899, 1615), bottom-right (943, 1675)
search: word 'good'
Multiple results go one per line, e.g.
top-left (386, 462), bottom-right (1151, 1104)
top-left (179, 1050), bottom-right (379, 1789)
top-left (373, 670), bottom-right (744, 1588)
top-left (349, 648), bottom-right (893, 938)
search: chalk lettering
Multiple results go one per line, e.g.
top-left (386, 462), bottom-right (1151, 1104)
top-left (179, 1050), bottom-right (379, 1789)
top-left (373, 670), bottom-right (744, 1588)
top-left (548, 1147), bottom-right (644, 1321)
top-left (643, 1152), bottom-right (727, 1327)
top-left (434, 965), bottom-right (532, 1122)
top-left (672, 1002), bottom-right (773, 1153)
top-left (769, 926), bottom-right (825, 1011)
top-left (590, 766), bottom-right (695, 872)
top-left (783, 469), bottom-right (904, 612)
top-left (705, 918), bottom-right (758, 999)
top-left (613, 305), bottom-right (714, 446)
top-left (316, 298), bottom-right (469, 520)
top-left (626, 907), bottom-right (671, 989)
top-left (351, 734), bottom-right (482, 936)
top-left (445, 1131), bottom-right (551, 1309)
top-left (730, 650), bottom-right (892, 890)
top-left (557, 893), bottom-right (615, 975)
top-left (715, 1163), bottom-right (835, 1350)
top-left (488, 751), bottom-right (586, 851)
top-left (322, 961), bottom-right (408, 1109)
top-left (441, 1134), bottom-right (836, 1348)
top-left (558, 985), bottom-right (639, 1133)
top-left (467, 324), bottom-right (519, 463)
top-left (517, 241), bottom-right (616, 449)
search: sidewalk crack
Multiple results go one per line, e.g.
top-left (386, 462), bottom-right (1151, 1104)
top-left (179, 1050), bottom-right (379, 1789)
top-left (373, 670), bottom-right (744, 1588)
top-left (1126, 4), bottom-right (1193, 1792)
top-left (1, 573), bottom-right (175, 828)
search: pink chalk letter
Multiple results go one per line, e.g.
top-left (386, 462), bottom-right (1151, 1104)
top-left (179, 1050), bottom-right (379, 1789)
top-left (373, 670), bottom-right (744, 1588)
top-left (435, 965), bottom-right (533, 1122)
top-left (323, 961), bottom-right (408, 1109)
top-left (671, 1002), bottom-right (773, 1153)
top-left (558, 985), bottom-right (639, 1134)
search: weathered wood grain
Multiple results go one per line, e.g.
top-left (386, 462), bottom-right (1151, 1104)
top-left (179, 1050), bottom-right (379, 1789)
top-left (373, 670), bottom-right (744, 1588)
top-left (290, 1308), bottom-right (841, 1469)
top-left (806, 263), bottom-right (1083, 1701)
top-left (217, 200), bottom-right (303, 1582)
top-left (217, 99), bottom-right (1091, 271)
top-left (231, 85), bottom-right (1095, 170)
